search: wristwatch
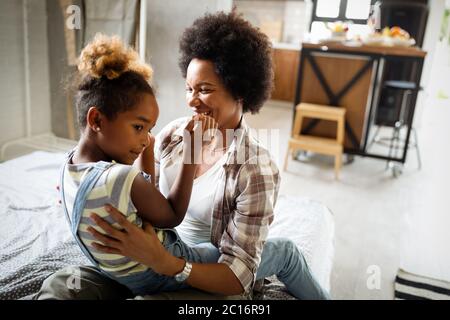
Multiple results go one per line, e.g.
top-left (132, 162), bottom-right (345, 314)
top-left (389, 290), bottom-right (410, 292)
top-left (174, 260), bottom-right (192, 283)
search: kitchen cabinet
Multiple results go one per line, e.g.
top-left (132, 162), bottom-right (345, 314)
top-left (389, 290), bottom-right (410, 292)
top-left (271, 48), bottom-right (300, 102)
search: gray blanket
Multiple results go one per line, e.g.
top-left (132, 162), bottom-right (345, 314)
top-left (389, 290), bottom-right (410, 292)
top-left (0, 152), bottom-right (90, 299)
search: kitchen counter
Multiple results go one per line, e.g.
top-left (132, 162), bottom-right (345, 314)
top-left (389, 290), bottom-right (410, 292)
top-left (301, 41), bottom-right (426, 58)
top-left (272, 41), bottom-right (301, 51)
top-left (272, 40), bottom-right (426, 56)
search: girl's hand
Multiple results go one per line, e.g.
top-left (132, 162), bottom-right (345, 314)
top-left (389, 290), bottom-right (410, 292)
top-left (186, 114), bottom-right (219, 139)
top-left (135, 133), bottom-right (156, 181)
top-left (199, 114), bottom-right (219, 143)
top-left (87, 204), bottom-right (170, 274)
top-left (147, 132), bottom-right (156, 151)
top-left (141, 132), bottom-right (155, 158)
top-left (183, 114), bottom-right (218, 163)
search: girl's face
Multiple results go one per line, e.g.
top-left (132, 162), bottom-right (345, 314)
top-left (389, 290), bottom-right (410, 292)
top-left (185, 59), bottom-right (242, 130)
top-left (95, 93), bottom-right (159, 165)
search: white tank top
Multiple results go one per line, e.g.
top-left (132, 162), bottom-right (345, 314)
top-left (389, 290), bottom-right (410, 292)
top-left (158, 148), bottom-right (229, 246)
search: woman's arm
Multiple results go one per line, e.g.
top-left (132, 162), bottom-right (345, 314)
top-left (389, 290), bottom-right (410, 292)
top-left (88, 205), bottom-right (244, 295)
top-left (168, 259), bottom-right (245, 296)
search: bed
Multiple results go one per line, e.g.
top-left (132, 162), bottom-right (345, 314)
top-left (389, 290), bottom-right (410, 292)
top-left (0, 151), bottom-right (334, 300)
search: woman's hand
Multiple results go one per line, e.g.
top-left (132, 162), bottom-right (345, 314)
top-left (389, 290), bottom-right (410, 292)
top-left (87, 204), bottom-right (171, 274)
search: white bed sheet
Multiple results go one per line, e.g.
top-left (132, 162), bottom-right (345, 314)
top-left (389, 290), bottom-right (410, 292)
top-left (0, 151), bottom-right (90, 299)
top-left (269, 195), bottom-right (334, 292)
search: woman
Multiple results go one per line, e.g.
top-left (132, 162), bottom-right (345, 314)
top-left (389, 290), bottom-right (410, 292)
top-left (36, 11), bottom-right (329, 300)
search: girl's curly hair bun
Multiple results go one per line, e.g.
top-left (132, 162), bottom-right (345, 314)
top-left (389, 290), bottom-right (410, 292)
top-left (77, 33), bottom-right (153, 81)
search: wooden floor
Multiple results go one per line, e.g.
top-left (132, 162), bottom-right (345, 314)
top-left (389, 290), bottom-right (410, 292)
top-left (245, 96), bottom-right (450, 299)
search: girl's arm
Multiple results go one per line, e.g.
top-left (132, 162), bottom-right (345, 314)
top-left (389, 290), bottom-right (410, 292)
top-left (134, 133), bottom-right (156, 186)
top-left (130, 115), bottom-right (211, 228)
top-left (130, 164), bottom-right (197, 228)
top-left (132, 131), bottom-right (196, 227)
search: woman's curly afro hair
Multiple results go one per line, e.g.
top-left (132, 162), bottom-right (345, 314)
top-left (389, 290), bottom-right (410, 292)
top-left (179, 10), bottom-right (274, 114)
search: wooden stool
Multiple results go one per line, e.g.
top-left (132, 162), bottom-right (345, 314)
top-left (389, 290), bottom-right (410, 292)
top-left (284, 103), bottom-right (346, 179)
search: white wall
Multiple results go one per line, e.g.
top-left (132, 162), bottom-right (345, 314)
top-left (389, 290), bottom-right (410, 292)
top-left (0, 1), bottom-right (26, 145)
top-left (43, 0), bottom-right (233, 139)
top-left (145, 0), bottom-right (232, 134)
top-left (233, 0), bottom-right (311, 45)
top-left (0, 0), bottom-right (51, 146)
top-left (415, 0), bottom-right (447, 126)
top-left (421, 0), bottom-right (446, 91)
top-left (424, 0), bottom-right (450, 97)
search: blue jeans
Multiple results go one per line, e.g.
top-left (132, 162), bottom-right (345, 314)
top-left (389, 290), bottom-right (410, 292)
top-left (255, 237), bottom-right (331, 300)
top-left (117, 229), bottom-right (330, 300)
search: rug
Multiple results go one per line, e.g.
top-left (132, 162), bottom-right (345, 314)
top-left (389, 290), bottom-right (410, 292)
top-left (394, 269), bottom-right (450, 300)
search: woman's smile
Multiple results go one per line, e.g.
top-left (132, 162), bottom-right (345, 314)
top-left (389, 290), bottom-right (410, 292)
top-left (191, 108), bottom-right (213, 117)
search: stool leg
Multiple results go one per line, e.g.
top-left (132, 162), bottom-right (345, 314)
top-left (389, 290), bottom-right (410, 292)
top-left (367, 125), bottom-right (381, 150)
top-left (386, 124), bottom-right (400, 170)
top-left (334, 153), bottom-right (342, 180)
top-left (412, 128), bottom-right (422, 170)
top-left (393, 124), bottom-right (402, 160)
top-left (284, 146), bottom-right (291, 171)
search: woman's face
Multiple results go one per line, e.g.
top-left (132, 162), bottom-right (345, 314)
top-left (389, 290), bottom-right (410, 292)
top-left (185, 59), bottom-right (242, 130)
top-left (94, 93), bottom-right (159, 165)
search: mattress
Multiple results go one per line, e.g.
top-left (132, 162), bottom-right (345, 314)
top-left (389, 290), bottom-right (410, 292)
top-left (0, 151), bottom-right (334, 299)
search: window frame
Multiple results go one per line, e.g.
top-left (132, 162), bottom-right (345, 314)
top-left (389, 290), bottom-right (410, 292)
top-left (310, 0), bottom-right (378, 30)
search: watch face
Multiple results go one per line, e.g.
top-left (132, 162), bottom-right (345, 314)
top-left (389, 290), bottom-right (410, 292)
top-left (175, 272), bottom-right (186, 282)
top-left (175, 273), bottom-right (183, 281)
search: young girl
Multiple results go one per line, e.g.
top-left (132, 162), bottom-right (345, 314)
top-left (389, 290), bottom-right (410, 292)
top-left (60, 34), bottom-right (216, 295)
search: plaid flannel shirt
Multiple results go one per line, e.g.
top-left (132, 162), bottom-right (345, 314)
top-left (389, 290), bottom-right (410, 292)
top-left (154, 117), bottom-right (280, 294)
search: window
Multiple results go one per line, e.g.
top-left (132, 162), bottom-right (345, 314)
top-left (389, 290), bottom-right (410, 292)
top-left (345, 0), bottom-right (371, 20)
top-left (309, 0), bottom-right (376, 39)
top-left (316, 0), bottom-right (340, 18)
top-left (311, 0), bottom-right (376, 23)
